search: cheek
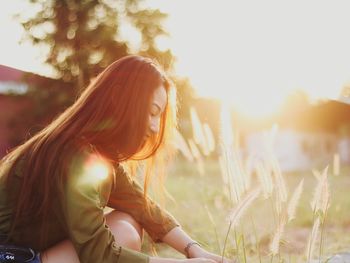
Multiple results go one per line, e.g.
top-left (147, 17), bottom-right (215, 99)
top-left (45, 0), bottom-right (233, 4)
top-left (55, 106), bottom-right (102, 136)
top-left (150, 116), bottom-right (161, 131)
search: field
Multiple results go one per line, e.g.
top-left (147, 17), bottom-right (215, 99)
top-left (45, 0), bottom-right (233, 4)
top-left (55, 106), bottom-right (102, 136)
top-left (142, 157), bottom-right (350, 263)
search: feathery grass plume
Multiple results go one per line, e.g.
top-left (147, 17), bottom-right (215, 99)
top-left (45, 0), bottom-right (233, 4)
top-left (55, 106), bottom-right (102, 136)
top-left (219, 101), bottom-right (250, 205)
top-left (318, 185), bottom-right (330, 262)
top-left (230, 147), bottom-right (248, 197)
top-left (232, 147), bottom-right (251, 192)
top-left (287, 179), bottom-right (304, 222)
top-left (313, 175), bottom-right (330, 261)
top-left (269, 214), bottom-right (287, 256)
top-left (307, 166), bottom-right (330, 262)
top-left (173, 130), bottom-right (194, 162)
top-left (220, 142), bottom-right (249, 203)
top-left (265, 155), bottom-right (288, 215)
top-left (188, 139), bottom-right (204, 175)
top-left (188, 138), bottom-right (201, 160)
top-left (219, 155), bottom-right (232, 200)
top-left (310, 166), bottom-right (329, 213)
top-left (333, 153), bottom-right (340, 176)
top-left (219, 101), bottom-right (246, 203)
top-left (255, 160), bottom-right (274, 199)
top-left (219, 101), bottom-right (234, 146)
top-left (222, 188), bottom-right (260, 263)
top-left (263, 126), bottom-right (288, 203)
top-left (240, 153), bottom-right (256, 195)
top-left (219, 144), bottom-right (240, 203)
top-left (270, 155), bottom-right (288, 203)
top-left (311, 169), bottom-right (321, 181)
top-left (320, 177), bottom-right (330, 213)
top-left (261, 126), bottom-right (288, 215)
top-left (190, 107), bottom-right (210, 156)
top-left (306, 217), bottom-right (321, 261)
top-left (203, 123), bottom-right (216, 154)
top-left (219, 156), bottom-right (229, 185)
top-left (227, 187), bottom-right (261, 227)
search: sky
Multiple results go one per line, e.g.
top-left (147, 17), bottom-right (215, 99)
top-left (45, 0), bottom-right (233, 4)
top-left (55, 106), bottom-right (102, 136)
top-left (1, 0), bottom-right (350, 117)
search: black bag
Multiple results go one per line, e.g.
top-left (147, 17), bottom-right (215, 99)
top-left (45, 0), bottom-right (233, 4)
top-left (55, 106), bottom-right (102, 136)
top-left (0, 245), bottom-right (41, 263)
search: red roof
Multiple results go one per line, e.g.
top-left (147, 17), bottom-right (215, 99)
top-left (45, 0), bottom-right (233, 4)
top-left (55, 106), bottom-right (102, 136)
top-left (0, 64), bottom-right (25, 82)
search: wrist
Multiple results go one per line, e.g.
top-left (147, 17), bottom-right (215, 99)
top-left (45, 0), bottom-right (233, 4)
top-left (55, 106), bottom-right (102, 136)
top-left (184, 241), bottom-right (204, 258)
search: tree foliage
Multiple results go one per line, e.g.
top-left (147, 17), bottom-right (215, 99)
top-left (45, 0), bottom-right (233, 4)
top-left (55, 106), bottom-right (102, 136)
top-left (11, 0), bottom-right (196, 146)
top-left (19, 0), bottom-right (173, 93)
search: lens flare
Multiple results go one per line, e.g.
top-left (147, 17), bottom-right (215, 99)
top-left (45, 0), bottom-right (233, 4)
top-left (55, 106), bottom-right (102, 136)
top-left (83, 155), bottom-right (110, 184)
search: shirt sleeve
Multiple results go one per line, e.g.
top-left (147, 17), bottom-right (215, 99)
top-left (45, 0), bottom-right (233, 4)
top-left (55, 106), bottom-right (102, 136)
top-left (60, 155), bottom-right (150, 263)
top-left (107, 164), bottom-right (180, 243)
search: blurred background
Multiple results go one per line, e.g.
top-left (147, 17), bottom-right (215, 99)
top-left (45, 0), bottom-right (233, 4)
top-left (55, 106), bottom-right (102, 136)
top-left (2, 0), bottom-right (350, 169)
top-left (1, 0), bottom-right (350, 261)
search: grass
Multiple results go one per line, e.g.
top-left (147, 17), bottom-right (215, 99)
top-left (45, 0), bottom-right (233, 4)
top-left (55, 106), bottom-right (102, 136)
top-left (141, 157), bottom-right (350, 262)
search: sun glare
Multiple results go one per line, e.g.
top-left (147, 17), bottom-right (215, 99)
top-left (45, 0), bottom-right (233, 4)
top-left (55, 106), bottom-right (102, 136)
top-left (1, 0), bottom-right (348, 119)
top-left (148, 0), bottom-right (347, 119)
top-left (84, 155), bottom-right (110, 184)
top-left (228, 94), bottom-right (285, 119)
top-left (88, 162), bottom-right (109, 181)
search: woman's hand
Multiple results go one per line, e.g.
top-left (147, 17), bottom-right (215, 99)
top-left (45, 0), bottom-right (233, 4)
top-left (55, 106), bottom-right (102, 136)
top-left (161, 227), bottom-right (236, 263)
top-left (188, 246), bottom-right (236, 263)
top-left (149, 255), bottom-right (235, 263)
top-left (149, 257), bottom-right (217, 263)
top-left (183, 258), bottom-right (219, 263)
top-left (195, 251), bottom-right (236, 263)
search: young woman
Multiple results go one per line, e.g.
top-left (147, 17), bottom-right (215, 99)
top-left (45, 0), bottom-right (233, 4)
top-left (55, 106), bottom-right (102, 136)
top-left (0, 55), bottom-right (234, 263)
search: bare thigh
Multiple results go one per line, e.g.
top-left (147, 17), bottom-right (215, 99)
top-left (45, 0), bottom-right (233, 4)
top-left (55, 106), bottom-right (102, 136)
top-left (105, 210), bottom-right (143, 239)
top-left (105, 210), bottom-right (144, 248)
top-left (41, 210), bottom-right (143, 263)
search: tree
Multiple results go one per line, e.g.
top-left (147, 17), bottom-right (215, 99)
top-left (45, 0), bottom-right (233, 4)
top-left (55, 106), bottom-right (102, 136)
top-left (10, 0), bottom-right (197, 146)
top-left (18, 0), bottom-right (173, 94)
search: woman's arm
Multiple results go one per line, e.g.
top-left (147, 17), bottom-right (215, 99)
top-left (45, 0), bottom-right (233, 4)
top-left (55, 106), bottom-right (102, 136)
top-left (107, 165), bottom-right (234, 263)
top-left (108, 164), bottom-right (180, 242)
top-left (162, 227), bottom-right (202, 257)
top-left (161, 227), bottom-right (235, 263)
top-left (59, 155), bottom-right (150, 263)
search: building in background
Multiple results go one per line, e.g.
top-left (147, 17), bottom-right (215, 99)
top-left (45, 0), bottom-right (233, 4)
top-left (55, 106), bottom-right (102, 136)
top-left (243, 99), bottom-right (350, 172)
top-left (0, 65), bottom-right (33, 157)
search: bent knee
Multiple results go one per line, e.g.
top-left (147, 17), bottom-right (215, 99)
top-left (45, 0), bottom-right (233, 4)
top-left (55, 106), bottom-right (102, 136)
top-left (110, 221), bottom-right (142, 251)
top-left (106, 211), bottom-right (143, 251)
top-left (106, 211), bottom-right (143, 237)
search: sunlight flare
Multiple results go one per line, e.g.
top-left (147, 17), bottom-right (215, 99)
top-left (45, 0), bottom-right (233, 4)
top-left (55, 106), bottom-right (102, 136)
top-left (83, 155), bottom-right (110, 184)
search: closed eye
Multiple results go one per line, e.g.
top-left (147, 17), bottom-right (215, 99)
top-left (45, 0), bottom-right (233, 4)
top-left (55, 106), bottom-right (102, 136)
top-left (151, 104), bottom-right (161, 116)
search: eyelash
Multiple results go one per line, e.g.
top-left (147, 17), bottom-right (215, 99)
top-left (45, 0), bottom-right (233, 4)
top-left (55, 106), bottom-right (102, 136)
top-left (150, 111), bottom-right (158, 117)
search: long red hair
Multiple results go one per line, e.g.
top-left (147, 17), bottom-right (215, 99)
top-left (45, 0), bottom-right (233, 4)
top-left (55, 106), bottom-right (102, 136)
top-left (3, 55), bottom-right (177, 245)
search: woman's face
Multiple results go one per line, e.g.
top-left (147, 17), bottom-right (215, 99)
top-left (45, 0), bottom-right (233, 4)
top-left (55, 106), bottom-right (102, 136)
top-left (145, 84), bottom-right (167, 140)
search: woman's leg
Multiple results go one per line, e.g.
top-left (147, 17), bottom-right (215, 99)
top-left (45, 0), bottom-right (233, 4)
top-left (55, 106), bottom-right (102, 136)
top-left (105, 210), bottom-right (143, 251)
top-left (41, 211), bottom-right (143, 263)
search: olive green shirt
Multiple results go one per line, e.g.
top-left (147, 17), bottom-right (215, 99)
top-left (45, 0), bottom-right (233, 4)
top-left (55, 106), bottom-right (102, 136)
top-left (0, 152), bottom-right (179, 263)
